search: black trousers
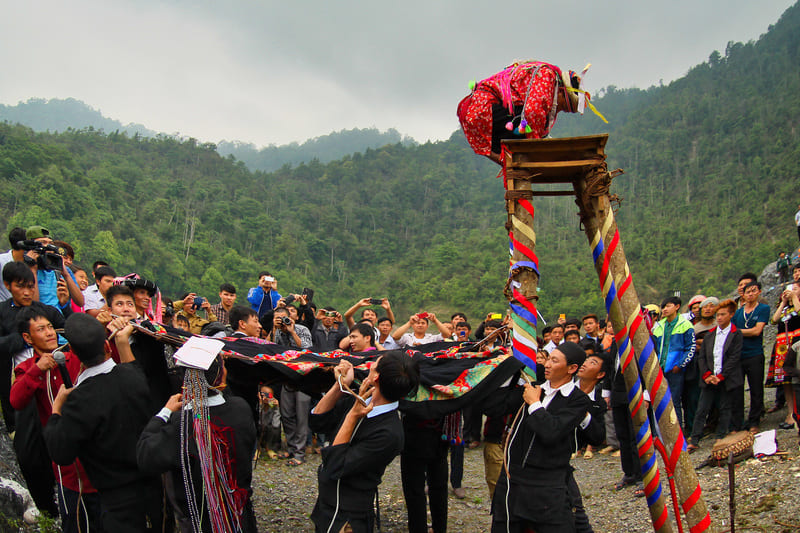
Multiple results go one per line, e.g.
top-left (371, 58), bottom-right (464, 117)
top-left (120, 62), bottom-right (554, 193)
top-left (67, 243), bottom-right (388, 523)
top-left (612, 403), bottom-right (641, 481)
top-left (462, 405), bottom-right (483, 443)
top-left (690, 384), bottom-right (732, 443)
top-left (731, 355), bottom-right (765, 430)
top-left (449, 443), bottom-right (463, 489)
top-left (57, 486), bottom-right (103, 533)
top-left (311, 500), bottom-right (374, 533)
top-left (568, 471), bottom-right (593, 533)
top-left (401, 450), bottom-right (448, 533)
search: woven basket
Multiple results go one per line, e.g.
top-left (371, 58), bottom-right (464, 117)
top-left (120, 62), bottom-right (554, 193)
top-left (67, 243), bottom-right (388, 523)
top-left (709, 431), bottom-right (754, 466)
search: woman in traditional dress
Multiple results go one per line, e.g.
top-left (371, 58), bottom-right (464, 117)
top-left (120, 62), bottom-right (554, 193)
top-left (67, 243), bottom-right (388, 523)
top-left (766, 282), bottom-right (800, 429)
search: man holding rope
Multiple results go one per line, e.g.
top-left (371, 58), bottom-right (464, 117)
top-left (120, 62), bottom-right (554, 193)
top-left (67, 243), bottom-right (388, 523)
top-left (491, 342), bottom-right (591, 533)
top-left (308, 353), bottom-right (420, 533)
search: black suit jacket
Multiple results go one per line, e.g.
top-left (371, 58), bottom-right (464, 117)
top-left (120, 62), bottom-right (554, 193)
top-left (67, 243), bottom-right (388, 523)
top-left (696, 326), bottom-right (743, 391)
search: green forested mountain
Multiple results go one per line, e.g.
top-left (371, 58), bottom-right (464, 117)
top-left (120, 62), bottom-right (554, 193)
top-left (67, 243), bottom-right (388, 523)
top-left (217, 128), bottom-right (417, 172)
top-left (0, 98), bottom-right (418, 174)
top-left (1, 2), bottom-right (799, 323)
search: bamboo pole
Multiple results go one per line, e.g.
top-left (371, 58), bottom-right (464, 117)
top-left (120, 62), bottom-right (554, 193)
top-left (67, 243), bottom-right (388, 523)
top-left (502, 147), bottom-right (673, 532)
top-left (573, 171), bottom-right (713, 532)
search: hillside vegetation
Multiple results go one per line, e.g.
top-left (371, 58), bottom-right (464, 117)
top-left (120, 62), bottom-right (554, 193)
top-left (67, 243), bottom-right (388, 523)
top-left (1, 2), bottom-right (799, 321)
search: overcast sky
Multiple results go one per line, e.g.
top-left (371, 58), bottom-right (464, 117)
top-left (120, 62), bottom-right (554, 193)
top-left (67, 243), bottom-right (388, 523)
top-left (1, 0), bottom-right (794, 146)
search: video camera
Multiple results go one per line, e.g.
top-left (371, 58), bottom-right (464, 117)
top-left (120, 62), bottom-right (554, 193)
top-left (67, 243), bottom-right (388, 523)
top-left (17, 240), bottom-right (64, 272)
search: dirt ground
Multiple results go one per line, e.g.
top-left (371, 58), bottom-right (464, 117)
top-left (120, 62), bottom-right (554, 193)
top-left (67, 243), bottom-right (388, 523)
top-left (251, 404), bottom-right (800, 532)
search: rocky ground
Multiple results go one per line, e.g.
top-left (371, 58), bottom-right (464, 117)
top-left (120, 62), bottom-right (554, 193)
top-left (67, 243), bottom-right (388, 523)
top-left (252, 405), bottom-right (800, 533)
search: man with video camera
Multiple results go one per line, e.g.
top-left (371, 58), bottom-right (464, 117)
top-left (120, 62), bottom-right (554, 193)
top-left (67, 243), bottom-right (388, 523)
top-left (20, 226), bottom-right (84, 312)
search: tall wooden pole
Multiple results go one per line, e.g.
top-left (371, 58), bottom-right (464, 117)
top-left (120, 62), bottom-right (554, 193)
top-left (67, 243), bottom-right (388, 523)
top-left (573, 169), bottom-right (712, 532)
top-left (502, 146), bottom-right (674, 532)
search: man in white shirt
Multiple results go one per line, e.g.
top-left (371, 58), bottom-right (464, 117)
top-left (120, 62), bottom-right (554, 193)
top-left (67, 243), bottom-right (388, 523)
top-left (392, 313), bottom-right (450, 348)
top-left (543, 323), bottom-right (565, 353)
top-left (83, 265), bottom-right (117, 317)
top-left (688, 299), bottom-right (743, 450)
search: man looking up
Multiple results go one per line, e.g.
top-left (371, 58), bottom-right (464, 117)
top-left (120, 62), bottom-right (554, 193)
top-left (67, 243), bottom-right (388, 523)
top-left (210, 283), bottom-right (237, 327)
top-left (44, 313), bottom-right (163, 533)
top-left (343, 297), bottom-right (395, 330)
top-left (10, 307), bottom-right (101, 531)
top-left (247, 271), bottom-right (281, 318)
top-left (652, 296), bottom-right (696, 430)
top-left (310, 353), bottom-right (420, 533)
top-left (732, 281), bottom-right (770, 432)
top-left (0, 262), bottom-right (68, 430)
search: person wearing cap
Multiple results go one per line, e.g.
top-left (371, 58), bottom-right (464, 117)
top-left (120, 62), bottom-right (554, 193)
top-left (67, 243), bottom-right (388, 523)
top-left (682, 294), bottom-right (706, 324)
top-left (43, 313), bottom-right (164, 533)
top-left (490, 342), bottom-right (591, 532)
top-left (457, 61), bottom-right (603, 165)
top-left (25, 225), bottom-right (84, 312)
top-left (122, 276), bottom-right (159, 321)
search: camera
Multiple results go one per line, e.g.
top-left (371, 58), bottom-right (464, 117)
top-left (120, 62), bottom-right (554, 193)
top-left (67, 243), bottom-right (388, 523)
top-left (17, 240), bottom-right (63, 272)
top-left (369, 298), bottom-right (383, 305)
top-left (283, 294), bottom-right (296, 304)
top-left (280, 316), bottom-right (292, 327)
top-left (192, 297), bottom-right (205, 310)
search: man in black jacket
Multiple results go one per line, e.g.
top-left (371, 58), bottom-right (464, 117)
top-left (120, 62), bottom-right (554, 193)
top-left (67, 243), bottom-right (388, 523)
top-left (0, 261), bottom-right (69, 432)
top-left (309, 352), bottom-right (420, 533)
top-left (136, 355), bottom-right (258, 533)
top-left (43, 313), bottom-right (162, 533)
top-left (491, 342), bottom-right (591, 533)
top-left (688, 299), bottom-right (743, 450)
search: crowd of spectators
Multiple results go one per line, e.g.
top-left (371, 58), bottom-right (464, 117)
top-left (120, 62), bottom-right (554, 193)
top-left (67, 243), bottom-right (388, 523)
top-left (2, 223), bottom-right (800, 532)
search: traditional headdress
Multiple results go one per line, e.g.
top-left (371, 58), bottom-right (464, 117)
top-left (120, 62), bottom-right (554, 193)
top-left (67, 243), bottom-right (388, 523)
top-left (115, 273), bottom-right (163, 323)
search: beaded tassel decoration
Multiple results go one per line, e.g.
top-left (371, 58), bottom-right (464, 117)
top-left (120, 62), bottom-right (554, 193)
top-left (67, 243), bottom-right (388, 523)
top-left (181, 368), bottom-right (243, 533)
top-left (441, 411), bottom-right (464, 446)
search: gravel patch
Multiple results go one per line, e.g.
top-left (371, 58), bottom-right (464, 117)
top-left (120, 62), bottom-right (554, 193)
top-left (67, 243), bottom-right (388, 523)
top-left (251, 405), bottom-right (800, 532)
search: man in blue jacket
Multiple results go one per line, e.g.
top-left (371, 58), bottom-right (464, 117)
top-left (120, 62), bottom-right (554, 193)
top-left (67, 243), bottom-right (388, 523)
top-left (246, 271), bottom-right (281, 318)
top-left (652, 296), bottom-right (696, 430)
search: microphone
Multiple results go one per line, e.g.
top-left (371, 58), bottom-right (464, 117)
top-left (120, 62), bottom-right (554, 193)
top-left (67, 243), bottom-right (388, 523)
top-left (52, 351), bottom-right (73, 389)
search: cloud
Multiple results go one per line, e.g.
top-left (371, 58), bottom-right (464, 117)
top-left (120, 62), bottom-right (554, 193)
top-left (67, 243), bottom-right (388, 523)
top-left (0, 0), bottom-right (793, 145)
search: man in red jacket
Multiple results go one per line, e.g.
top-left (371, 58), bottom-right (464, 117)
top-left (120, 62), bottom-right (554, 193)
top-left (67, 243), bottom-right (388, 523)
top-left (11, 306), bottom-right (101, 532)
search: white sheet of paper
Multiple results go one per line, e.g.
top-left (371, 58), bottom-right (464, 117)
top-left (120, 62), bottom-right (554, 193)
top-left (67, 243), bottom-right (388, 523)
top-left (753, 429), bottom-right (777, 456)
top-left (174, 336), bottom-right (224, 370)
